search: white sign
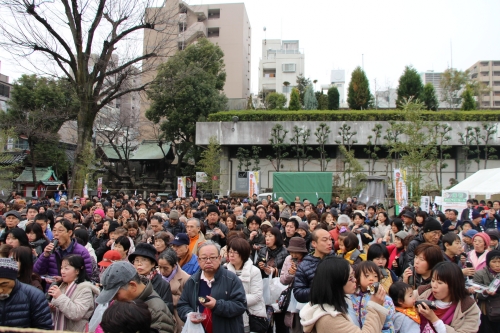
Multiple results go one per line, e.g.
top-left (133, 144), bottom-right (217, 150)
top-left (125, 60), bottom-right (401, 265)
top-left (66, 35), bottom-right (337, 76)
top-left (420, 196), bottom-right (430, 213)
top-left (434, 196), bottom-right (443, 206)
top-left (442, 190), bottom-right (469, 212)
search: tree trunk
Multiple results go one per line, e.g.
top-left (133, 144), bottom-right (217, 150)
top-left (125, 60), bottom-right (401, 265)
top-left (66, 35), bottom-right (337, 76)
top-left (29, 138), bottom-right (37, 187)
top-left (69, 103), bottom-right (97, 197)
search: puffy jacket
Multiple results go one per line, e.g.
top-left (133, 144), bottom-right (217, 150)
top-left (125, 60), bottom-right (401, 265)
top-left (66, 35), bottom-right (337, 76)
top-left (178, 267), bottom-right (247, 333)
top-left (33, 238), bottom-right (93, 281)
top-left (293, 253), bottom-right (323, 303)
top-left (163, 221), bottom-right (186, 236)
top-left (256, 245), bottom-right (288, 278)
top-left (406, 232), bottom-right (443, 265)
top-left (0, 280), bottom-right (53, 329)
top-left (227, 259), bottom-right (267, 327)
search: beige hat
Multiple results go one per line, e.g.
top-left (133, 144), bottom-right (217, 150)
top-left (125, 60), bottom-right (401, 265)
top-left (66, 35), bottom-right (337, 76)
top-left (137, 209), bottom-right (147, 216)
top-left (261, 221), bottom-right (273, 228)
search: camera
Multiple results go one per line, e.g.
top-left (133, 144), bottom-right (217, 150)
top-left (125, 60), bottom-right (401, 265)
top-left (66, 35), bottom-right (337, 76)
top-left (367, 282), bottom-right (379, 295)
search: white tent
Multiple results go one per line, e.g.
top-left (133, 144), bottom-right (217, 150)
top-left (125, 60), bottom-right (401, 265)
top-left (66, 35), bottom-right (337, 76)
top-left (450, 168), bottom-right (500, 196)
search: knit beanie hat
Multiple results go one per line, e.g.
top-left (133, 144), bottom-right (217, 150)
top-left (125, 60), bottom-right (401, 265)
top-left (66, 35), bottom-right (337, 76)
top-left (94, 209), bottom-right (105, 219)
top-left (0, 258), bottom-right (19, 280)
top-left (487, 250), bottom-right (500, 266)
top-left (423, 218), bottom-right (442, 233)
top-left (473, 232), bottom-right (491, 249)
top-left (207, 205), bottom-right (220, 216)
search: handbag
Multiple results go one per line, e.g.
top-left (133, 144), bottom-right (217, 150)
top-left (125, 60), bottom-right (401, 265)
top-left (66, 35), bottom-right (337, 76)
top-left (277, 285), bottom-right (292, 312)
top-left (246, 310), bottom-right (269, 333)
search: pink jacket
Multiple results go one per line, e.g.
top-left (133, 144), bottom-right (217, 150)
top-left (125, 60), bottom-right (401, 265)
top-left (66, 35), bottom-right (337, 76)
top-left (468, 250), bottom-right (489, 271)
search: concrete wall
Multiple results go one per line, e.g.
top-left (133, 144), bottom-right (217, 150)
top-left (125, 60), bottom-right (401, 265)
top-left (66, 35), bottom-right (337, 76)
top-left (196, 121), bottom-right (500, 146)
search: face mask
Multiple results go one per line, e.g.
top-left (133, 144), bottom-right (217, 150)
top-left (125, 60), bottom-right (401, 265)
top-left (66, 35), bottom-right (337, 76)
top-left (0, 294), bottom-right (10, 300)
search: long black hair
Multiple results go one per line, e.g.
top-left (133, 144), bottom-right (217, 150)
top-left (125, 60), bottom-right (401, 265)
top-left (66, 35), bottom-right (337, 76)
top-left (310, 256), bottom-right (350, 313)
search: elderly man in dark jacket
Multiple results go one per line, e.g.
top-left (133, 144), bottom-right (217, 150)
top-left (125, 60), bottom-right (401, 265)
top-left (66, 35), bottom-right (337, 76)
top-left (0, 258), bottom-right (52, 329)
top-left (293, 229), bottom-right (333, 303)
top-left (178, 241), bottom-right (247, 333)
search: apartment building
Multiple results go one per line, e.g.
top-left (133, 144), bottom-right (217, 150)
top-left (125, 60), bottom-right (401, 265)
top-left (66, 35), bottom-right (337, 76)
top-left (468, 60), bottom-right (500, 109)
top-left (143, 1), bottom-right (251, 111)
top-left (258, 39), bottom-right (305, 104)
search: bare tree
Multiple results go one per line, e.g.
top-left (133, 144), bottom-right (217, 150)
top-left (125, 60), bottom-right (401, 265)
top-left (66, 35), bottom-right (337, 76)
top-left (0, 0), bottom-right (179, 196)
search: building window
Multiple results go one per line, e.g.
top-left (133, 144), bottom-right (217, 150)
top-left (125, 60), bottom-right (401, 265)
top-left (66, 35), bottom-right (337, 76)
top-left (494, 91), bottom-right (500, 97)
top-left (282, 63), bottom-right (296, 73)
top-left (495, 101), bottom-right (500, 106)
top-left (481, 71), bottom-right (489, 76)
top-left (483, 101), bottom-right (490, 106)
top-left (481, 61), bottom-right (490, 66)
top-left (494, 81), bottom-right (500, 86)
top-left (208, 27), bottom-right (220, 37)
top-left (208, 9), bottom-right (220, 19)
top-left (0, 83), bottom-right (10, 98)
top-left (494, 72), bottom-right (500, 76)
top-left (494, 61), bottom-right (500, 66)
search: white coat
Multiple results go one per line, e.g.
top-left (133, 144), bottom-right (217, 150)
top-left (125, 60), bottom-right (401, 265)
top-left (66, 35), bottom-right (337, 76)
top-left (227, 258), bottom-right (268, 327)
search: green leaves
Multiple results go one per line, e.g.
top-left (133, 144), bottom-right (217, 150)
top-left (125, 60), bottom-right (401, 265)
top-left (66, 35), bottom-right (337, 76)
top-left (396, 66), bottom-right (424, 109)
top-left (348, 67), bottom-right (371, 110)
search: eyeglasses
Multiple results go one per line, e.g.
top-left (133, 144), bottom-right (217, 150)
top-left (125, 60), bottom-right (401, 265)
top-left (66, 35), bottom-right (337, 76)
top-left (228, 250), bottom-right (239, 256)
top-left (198, 256), bottom-right (219, 262)
top-left (348, 274), bottom-right (356, 283)
top-left (133, 258), bottom-right (151, 265)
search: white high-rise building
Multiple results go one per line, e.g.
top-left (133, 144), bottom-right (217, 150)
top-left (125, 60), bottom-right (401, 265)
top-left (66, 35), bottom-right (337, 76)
top-left (420, 71), bottom-right (443, 107)
top-left (258, 39), bottom-right (305, 105)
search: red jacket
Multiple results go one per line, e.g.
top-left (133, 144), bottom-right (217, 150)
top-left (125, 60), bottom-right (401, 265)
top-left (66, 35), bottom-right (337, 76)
top-left (387, 243), bottom-right (404, 270)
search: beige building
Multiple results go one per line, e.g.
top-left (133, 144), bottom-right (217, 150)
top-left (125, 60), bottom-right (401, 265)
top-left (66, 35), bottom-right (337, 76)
top-left (142, 1), bottom-right (251, 121)
top-left (0, 62), bottom-right (11, 114)
top-left (468, 60), bottom-right (500, 109)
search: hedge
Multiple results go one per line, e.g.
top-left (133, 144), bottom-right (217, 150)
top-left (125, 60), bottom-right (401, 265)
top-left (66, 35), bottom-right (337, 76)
top-left (207, 110), bottom-right (500, 122)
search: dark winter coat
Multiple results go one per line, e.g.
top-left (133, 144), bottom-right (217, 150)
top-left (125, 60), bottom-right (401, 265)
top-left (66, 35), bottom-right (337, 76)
top-left (33, 238), bottom-right (93, 282)
top-left (0, 280), bottom-right (52, 329)
top-left (163, 221), bottom-right (186, 236)
top-left (256, 245), bottom-right (288, 278)
top-left (293, 253), bottom-right (324, 303)
top-left (177, 267), bottom-right (247, 333)
top-left (151, 273), bottom-right (174, 314)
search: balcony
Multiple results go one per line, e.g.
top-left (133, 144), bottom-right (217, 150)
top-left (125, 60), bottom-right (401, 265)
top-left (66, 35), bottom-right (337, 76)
top-left (178, 22), bottom-right (207, 45)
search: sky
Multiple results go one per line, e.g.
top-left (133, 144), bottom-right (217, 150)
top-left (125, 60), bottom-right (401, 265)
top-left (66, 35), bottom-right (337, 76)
top-left (1, 0), bottom-right (500, 97)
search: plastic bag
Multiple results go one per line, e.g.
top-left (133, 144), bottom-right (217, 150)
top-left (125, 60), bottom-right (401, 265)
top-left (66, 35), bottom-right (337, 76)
top-left (269, 277), bottom-right (287, 305)
top-left (262, 277), bottom-right (271, 305)
top-left (88, 303), bottom-right (108, 333)
top-left (181, 313), bottom-right (205, 333)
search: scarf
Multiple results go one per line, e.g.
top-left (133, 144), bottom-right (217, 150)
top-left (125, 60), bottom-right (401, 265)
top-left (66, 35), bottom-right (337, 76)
top-left (419, 295), bottom-right (457, 332)
top-left (162, 265), bottom-right (178, 283)
top-left (52, 281), bottom-right (78, 330)
top-left (145, 270), bottom-right (158, 281)
top-left (189, 233), bottom-right (200, 254)
top-left (179, 252), bottom-right (193, 269)
top-left (395, 306), bottom-right (421, 324)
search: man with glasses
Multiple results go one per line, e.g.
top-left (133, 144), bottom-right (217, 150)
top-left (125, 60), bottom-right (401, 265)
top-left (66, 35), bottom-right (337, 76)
top-left (97, 261), bottom-right (175, 333)
top-left (170, 233), bottom-right (199, 275)
top-left (177, 241), bottom-right (247, 333)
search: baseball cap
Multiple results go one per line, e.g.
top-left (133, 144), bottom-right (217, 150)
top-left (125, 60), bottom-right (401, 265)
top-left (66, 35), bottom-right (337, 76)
top-left (96, 261), bottom-right (137, 304)
top-left (98, 250), bottom-right (122, 267)
top-left (170, 233), bottom-right (190, 246)
top-left (464, 229), bottom-right (478, 239)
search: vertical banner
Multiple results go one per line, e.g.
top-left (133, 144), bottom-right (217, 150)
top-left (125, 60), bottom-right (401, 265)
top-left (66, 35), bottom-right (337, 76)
top-left (191, 181), bottom-right (197, 198)
top-left (248, 171), bottom-right (260, 197)
top-left (177, 177), bottom-right (186, 198)
top-left (97, 178), bottom-right (103, 199)
top-left (393, 169), bottom-right (408, 215)
top-left (420, 196), bottom-right (430, 213)
top-left (442, 190), bottom-right (469, 212)
top-left (83, 175), bottom-right (88, 198)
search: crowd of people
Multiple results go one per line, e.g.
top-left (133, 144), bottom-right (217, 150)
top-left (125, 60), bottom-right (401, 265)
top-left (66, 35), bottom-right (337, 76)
top-left (0, 192), bottom-right (499, 333)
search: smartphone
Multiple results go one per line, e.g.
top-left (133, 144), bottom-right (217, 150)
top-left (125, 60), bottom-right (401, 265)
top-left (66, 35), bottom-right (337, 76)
top-left (466, 262), bottom-right (473, 268)
top-left (291, 258), bottom-right (298, 265)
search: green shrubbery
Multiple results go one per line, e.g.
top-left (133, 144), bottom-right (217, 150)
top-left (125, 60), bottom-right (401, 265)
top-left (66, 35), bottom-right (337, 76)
top-left (207, 110), bottom-right (500, 122)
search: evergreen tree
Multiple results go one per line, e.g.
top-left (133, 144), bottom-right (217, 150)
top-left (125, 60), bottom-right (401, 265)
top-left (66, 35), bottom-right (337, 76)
top-left (315, 91), bottom-right (328, 110)
top-left (421, 83), bottom-right (439, 111)
top-left (347, 67), bottom-right (371, 110)
top-left (296, 74), bottom-right (311, 106)
top-left (328, 86), bottom-right (340, 110)
top-left (304, 84), bottom-right (318, 110)
top-left (289, 88), bottom-right (301, 111)
top-left (461, 85), bottom-right (476, 110)
top-left (265, 92), bottom-right (287, 110)
top-left (396, 66), bottom-right (423, 108)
